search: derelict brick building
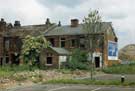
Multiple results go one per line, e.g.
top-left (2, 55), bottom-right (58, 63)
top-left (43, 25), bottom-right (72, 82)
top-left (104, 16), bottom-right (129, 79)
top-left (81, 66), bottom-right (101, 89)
top-left (0, 18), bottom-right (119, 68)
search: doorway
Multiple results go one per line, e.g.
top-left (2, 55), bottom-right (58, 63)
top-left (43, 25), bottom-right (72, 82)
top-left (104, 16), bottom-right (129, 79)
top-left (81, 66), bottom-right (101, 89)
top-left (11, 54), bottom-right (19, 65)
top-left (95, 57), bottom-right (100, 68)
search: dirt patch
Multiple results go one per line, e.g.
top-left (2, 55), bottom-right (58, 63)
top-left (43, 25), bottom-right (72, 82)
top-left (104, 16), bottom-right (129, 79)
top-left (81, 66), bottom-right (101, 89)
top-left (0, 69), bottom-right (93, 89)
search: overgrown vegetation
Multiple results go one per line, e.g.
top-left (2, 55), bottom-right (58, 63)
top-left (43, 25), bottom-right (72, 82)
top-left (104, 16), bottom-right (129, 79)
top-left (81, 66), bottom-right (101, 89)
top-left (83, 10), bottom-right (103, 79)
top-left (44, 79), bottom-right (135, 86)
top-left (21, 35), bottom-right (49, 67)
top-left (67, 49), bottom-right (90, 70)
top-left (0, 65), bottom-right (39, 78)
top-left (103, 63), bottom-right (135, 74)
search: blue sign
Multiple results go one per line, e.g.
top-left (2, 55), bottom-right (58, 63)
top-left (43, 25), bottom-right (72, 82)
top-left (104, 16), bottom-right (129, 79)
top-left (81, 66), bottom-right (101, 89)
top-left (108, 41), bottom-right (118, 60)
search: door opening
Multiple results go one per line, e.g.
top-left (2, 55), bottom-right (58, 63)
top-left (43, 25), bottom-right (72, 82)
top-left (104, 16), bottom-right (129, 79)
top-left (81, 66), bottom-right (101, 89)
top-left (11, 54), bottom-right (19, 65)
top-left (95, 57), bottom-right (100, 68)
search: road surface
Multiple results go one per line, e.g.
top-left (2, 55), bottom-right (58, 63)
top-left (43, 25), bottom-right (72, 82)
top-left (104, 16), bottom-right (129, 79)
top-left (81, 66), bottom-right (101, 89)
top-left (4, 84), bottom-right (135, 91)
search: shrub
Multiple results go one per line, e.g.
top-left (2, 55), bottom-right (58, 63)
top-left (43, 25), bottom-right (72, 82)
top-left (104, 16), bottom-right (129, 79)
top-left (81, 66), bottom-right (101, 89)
top-left (67, 49), bottom-right (90, 70)
top-left (103, 63), bottom-right (135, 74)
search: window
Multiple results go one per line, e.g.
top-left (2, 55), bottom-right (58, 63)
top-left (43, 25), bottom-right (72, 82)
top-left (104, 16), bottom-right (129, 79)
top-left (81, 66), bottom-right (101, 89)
top-left (71, 39), bottom-right (76, 47)
top-left (49, 38), bottom-right (55, 46)
top-left (6, 57), bottom-right (9, 64)
top-left (0, 58), bottom-right (3, 66)
top-left (60, 38), bottom-right (66, 47)
top-left (5, 40), bottom-right (10, 50)
top-left (80, 37), bottom-right (85, 48)
top-left (46, 57), bottom-right (52, 65)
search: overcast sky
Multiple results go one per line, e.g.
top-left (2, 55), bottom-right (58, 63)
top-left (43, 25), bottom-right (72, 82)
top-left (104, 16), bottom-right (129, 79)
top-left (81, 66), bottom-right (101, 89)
top-left (0, 0), bottom-right (134, 49)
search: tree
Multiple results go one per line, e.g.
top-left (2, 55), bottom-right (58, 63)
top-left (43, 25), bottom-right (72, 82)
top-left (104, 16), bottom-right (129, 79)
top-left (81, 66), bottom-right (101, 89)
top-left (83, 10), bottom-right (102, 79)
top-left (21, 35), bottom-right (49, 68)
top-left (67, 49), bottom-right (89, 70)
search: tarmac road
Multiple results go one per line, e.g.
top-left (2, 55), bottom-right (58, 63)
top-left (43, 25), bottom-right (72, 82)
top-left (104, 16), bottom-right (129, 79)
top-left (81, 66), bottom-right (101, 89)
top-left (5, 84), bottom-right (135, 91)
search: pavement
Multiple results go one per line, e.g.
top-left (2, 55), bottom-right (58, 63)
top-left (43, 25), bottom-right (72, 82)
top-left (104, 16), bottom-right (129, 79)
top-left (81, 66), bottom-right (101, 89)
top-left (4, 84), bottom-right (135, 91)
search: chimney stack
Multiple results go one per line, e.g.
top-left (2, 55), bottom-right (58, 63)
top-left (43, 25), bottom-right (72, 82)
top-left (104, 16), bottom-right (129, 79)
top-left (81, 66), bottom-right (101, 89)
top-left (0, 18), bottom-right (6, 24)
top-left (1, 18), bottom-right (4, 22)
top-left (71, 19), bottom-right (79, 27)
top-left (0, 18), bottom-right (6, 32)
top-left (58, 21), bottom-right (61, 26)
top-left (14, 20), bottom-right (21, 27)
top-left (45, 18), bottom-right (51, 25)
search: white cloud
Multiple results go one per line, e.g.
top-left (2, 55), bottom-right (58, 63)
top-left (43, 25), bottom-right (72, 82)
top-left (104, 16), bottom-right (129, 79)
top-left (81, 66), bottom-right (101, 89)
top-left (0, 0), bottom-right (134, 48)
top-left (0, 0), bottom-right (50, 25)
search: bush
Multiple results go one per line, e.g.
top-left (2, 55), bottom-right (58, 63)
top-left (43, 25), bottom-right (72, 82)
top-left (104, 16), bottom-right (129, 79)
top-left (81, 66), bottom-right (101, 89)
top-left (67, 49), bottom-right (90, 70)
top-left (103, 63), bottom-right (135, 74)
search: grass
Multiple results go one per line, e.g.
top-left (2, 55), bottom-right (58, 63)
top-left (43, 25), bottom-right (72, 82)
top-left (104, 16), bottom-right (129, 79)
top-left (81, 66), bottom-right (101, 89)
top-left (0, 65), bottom-right (39, 78)
top-left (103, 63), bottom-right (135, 74)
top-left (1, 63), bottom-right (135, 86)
top-left (44, 79), bottom-right (135, 86)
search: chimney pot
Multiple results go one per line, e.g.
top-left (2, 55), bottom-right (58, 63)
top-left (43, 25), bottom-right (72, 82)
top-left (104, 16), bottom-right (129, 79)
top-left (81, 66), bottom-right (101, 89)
top-left (71, 19), bottom-right (79, 27)
top-left (1, 18), bottom-right (4, 22)
top-left (14, 20), bottom-right (21, 27)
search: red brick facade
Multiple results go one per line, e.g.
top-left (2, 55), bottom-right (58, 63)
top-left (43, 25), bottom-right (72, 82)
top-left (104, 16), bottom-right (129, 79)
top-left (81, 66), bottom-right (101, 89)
top-left (0, 18), bottom-right (118, 67)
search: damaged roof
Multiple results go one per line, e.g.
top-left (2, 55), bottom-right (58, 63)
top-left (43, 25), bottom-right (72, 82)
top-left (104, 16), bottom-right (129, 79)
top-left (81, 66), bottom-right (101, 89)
top-left (44, 22), bottom-right (113, 36)
top-left (5, 24), bottom-right (56, 38)
top-left (5, 21), bottom-right (116, 38)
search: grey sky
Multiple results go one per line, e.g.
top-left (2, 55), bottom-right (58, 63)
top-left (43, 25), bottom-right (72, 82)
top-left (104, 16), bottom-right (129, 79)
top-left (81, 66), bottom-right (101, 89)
top-left (0, 0), bottom-right (134, 49)
top-left (38, 0), bottom-right (84, 7)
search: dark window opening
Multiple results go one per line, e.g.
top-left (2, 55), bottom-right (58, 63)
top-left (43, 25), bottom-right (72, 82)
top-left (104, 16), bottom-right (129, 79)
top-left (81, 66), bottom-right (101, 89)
top-left (61, 41), bottom-right (65, 47)
top-left (46, 57), bottom-right (52, 64)
top-left (6, 57), bottom-right (9, 64)
top-left (61, 38), bottom-right (65, 47)
top-left (11, 54), bottom-right (19, 65)
top-left (71, 39), bottom-right (76, 47)
top-left (80, 44), bottom-right (85, 48)
top-left (6, 54), bottom-right (9, 56)
top-left (95, 57), bottom-right (100, 68)
top-left (80, 38), bottom-right (85, 48)
top-left (0, 58), bottom-right (3, 66)
top-left (49, 38), bottom-right (55, 46)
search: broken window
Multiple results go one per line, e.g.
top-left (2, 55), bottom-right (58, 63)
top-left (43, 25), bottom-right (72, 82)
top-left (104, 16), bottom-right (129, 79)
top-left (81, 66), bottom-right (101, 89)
top-left (71, 39), bottom-right (76, 47)
top-left (60, 38), bottom-right (65, 47)
top-left (5, 40), bottom-right (10, 51)
top-left (0, 58), bottom-right (3, 66)
top-left (79, 37), bottom-right (85, 48)
top-left (49, 38), bottom-right (55, 46)
top-left (6, 57), bottom-right (9, 64)
top-left (46, 57), bottom-right (53, 64)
